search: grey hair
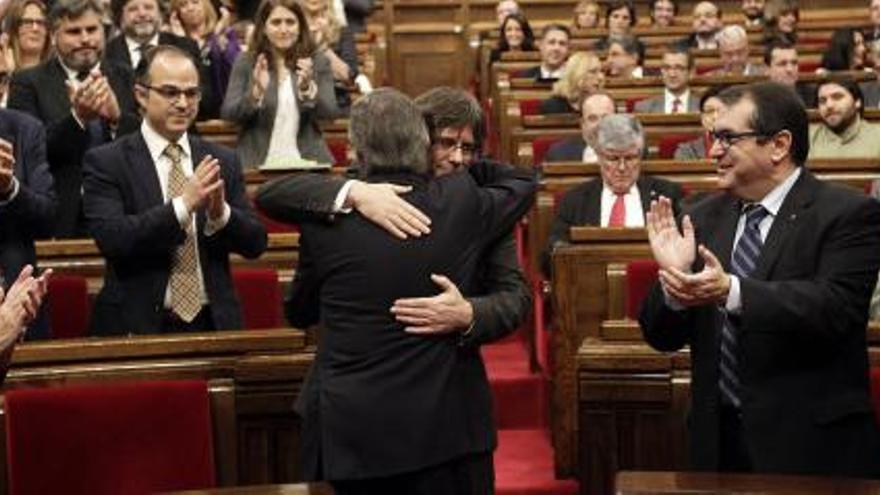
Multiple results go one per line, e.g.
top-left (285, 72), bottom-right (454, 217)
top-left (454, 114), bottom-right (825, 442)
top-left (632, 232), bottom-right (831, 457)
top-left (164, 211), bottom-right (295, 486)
top-left (595, 114), bottom-right (645, 152)
top-left (716, 24), bottom-right (747, 47)
top-left (349, 88), bottom-right (431, 176)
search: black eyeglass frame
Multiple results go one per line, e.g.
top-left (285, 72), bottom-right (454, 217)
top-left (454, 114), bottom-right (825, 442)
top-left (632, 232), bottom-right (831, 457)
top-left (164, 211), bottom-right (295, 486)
top-left (709, 129), bottom-right (778, 150)
top-left (138, 83), bottom-right (203, 102)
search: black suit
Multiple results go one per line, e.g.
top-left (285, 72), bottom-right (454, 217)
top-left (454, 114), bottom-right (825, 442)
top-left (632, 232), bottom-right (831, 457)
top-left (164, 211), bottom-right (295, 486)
top-left (287, 162), bottom-right (535, 484)
top-left (516, 65), bottom-right (557, 83)
top-left (542, 176), bottom-right (682, 275)
top-left (639, 170), bottom-right (880, 476)
top-left (544, 136), bottom-right (587, 163)
top-left (104, 33), bottom-right (216, 118)
top-left (0, 109), bottom-right (56, 339)
top-left (8, 58), bottom-right (138, 238)
top-left (255, 165), bottom-right (532, 346)
top-left (81, 130), bottom-right (268, 335)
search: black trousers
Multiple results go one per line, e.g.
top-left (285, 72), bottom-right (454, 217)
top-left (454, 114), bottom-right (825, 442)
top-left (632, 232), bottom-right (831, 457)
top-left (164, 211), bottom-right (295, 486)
top-left (330, 452), bottom-right (495, 495)
top-left (718, 404), bottom-right (753, 473)
top-left (160, 306), bottom-right (215, 333)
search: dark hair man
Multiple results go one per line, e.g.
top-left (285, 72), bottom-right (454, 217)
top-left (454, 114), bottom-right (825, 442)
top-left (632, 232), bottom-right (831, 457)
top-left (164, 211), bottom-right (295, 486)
top-left (764, 40), bottom-right (816, 107)
top-left (518, 23), bottom-right (570, 82)
top-left (810, 78), bottom-right (880, 158)
top-left (677, 1), bottom-right (722, 50)
top-left (641, 81), bottom-right (880, 476)
top-left (635, 46), bottom-right (698, 114)
top-left (82, 45), bottom-right (267, 335)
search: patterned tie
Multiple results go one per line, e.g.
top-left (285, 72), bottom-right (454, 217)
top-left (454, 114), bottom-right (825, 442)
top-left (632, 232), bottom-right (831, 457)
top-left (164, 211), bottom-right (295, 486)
top-left (608, 194), bottom-right (626, 227)
top-left (720, 204), bottom-right (770, 408)
top-left (164, 143), bottom-right (202, 322)
top-left (672, 98), bottom-right (682, 114)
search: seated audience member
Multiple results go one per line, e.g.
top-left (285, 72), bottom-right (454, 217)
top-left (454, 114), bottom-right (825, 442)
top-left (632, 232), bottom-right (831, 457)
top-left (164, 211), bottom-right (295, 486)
top-left (0, 265), bottom-right (51, 378)
top-left (168, 0), bottom-right (240, 110)
top-left (540, 52), bottom-right (604, 114)
top-left (105, 0), bottom-right (215, 117)
top-left (544, 91), bottom-right (615, 163)
top-left (861, 42), bottom-right (880, 107)
top-left (765, 39), bottom-right (815, 107)
top-left (650, 0), bottom-right (677, 27)
top-left (572, 0), bottom-right (600, 30)
top-left (517, 23), bottom-right (570, 82)
top-left (82, 45), bottom-right (267, 336)
top-left (496, 0), bottom-right (520, 25)
top-left (868, 0), bottom-right (880, 44)
top-left (0, 108), bottom-right (55, 339)
top-left (594, 1), bottom-right (644, 56)
top-left (0, 52), bottom-right (11, 107)
top-left (635, 47), bottom-right (698, 113)
top-left (301, 0), bottom-right (364, 110)
top-left (742, 0), bottom-right (765, 27)
top-left (674, 84), bottom-right (726, 159)
top-left (762, 0), bottom-right (798, 44)
top-left (3, 0), bottom-right (51, 72)
top-left (542, 113), bottom-right (682, 273)
top-left (821, 28), bottom-right (867, 72)
top-left (8, 0), bottom-right (138, 238)
top-left (489, 12), bottom-right (535, 63)
top-left (809, 78), bottom-right (880, 158)
top-left (222, 0), bottom-right (342, 169)
top-left (706, 25), bottom-right (765, 76)
top-left (604, 34), bottom-right (643, 78)
top-left (677, 1), bottom-right (721, 50)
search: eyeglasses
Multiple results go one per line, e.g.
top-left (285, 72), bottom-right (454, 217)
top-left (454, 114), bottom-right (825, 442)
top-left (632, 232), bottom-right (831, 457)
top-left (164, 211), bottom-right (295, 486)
top-left (661, 64), bottom-right (688, 72)
top-left (141, 84), bottom-right (202, 102)
top-left (710, 129), bottom-right (773, 150)
top-left (600, 153), bottom-right (640, 167)
top-left (435, 137), bottom-right (477, 156)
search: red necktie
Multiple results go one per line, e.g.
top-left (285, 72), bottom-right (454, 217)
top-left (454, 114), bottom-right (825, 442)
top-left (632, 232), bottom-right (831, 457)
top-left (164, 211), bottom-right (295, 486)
top-left (672, 98), bottom-right (682, 114)
top-left (609, 194), bottom-right (626, 227)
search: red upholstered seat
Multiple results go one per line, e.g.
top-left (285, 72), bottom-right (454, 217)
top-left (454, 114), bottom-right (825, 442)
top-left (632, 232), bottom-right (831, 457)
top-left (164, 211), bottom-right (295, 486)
top-left (799, 60), bottom-right (821, 74)
top-left (533, 136), bottom-right (561, 166)
top-left (625, 259), bottom-right (660, 319)
top-left (233, 268), bottom-right (283, 329)
top-left (5, 380), bottom-right (216, 495)
top-left (519, 99), bottom-right (543, 116)
top-left (659, 133), bottom-right (700, 159)
top-left (625, 96), bottom-right (648, 113)
top-left (326, 138), bottom-right (349, 167)
top-left (47, 275), bottom-right (90, 339)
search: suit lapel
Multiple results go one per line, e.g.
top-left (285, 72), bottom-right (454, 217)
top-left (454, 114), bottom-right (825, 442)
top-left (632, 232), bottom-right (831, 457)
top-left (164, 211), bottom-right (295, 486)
top-left (636, 177), bottom-right (661, 215)
top-left (126, 132), bottom-right (164, 207)
top-left (583, 179), bottom-right (603, 225)
top-left (188, 135), bottom-right (209, 233)
top-left (46, 59), bottom-right (73, 118)
top-left (704, 195), bottom-right (740, 271)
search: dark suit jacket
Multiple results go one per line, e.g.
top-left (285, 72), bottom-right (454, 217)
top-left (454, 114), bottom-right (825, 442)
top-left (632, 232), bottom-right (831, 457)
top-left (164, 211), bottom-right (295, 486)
top-left (540, 95), bottom-right (575, 114)
top-left (639, 170), bottom-right (880, 477)
top-left (516, 65), bottom-right (558, 82)
top-left (542, 175), bottom-right (682, 275)
top-left (8, 57), bottom-right (138, 238)
top-left (544, 136), bottom-right (587, 163)
top-left (103, 33), bottom-right (216, 118)
top-left (286, 162), bottom-right (536, 481)
top-left (0, 109), bottom-right (56, 339)
top-left (255, 163), bottom-right (532, 346)
top-left (674, 135), bottom-right (708, 160)
top-left (81, 131), bottom-right (268, 335)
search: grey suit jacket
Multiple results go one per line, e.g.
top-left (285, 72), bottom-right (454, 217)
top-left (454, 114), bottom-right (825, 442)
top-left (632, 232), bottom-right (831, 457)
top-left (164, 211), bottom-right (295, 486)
top-left (674, 135), bottom-right (707, 160)
top-left (861, 81), bottom-right (880, 109)
top-left (221, 51), bottom-right (343, 169)
top-left (634, 93), bottom-right (701, 114)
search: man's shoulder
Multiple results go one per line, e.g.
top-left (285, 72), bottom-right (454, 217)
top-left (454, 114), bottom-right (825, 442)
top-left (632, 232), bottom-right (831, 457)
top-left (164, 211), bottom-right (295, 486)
top-left (0, 108), bottom-right (43, 131)
top-left (191, 137), bottom-right (238, 164)
top-left (634, 95), bottom-right (663, 112)
top-left (11, 60), bottom-right (55, 86)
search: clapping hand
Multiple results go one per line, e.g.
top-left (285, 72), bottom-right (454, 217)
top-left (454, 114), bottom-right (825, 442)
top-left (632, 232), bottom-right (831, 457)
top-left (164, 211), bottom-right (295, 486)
top-left (645, 196), bottom-right (695, 273)
top-left (251, 54), bottom-right (270, 102)
top-left (0, 138), bottom-right (14, 196)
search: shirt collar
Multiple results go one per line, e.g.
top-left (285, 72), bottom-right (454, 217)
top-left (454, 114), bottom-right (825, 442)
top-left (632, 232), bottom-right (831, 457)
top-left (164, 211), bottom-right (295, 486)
top-left (665, 88), bottom-right (689, 104)
top-left (602, 181), bottom-right (638, 198)
top-left (57, 57), bottom-right (99, 81)
top-left (755, 166), bottom-right (801, 217)
top-left (140, 119), bottom-right (191, 164)
top-left (126, 33), bottom-right (161, 52)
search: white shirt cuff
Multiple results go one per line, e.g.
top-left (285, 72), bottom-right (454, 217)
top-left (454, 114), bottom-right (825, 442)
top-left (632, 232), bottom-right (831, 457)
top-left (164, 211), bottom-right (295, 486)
top-left (204, 203), bottom-right (232, 236)
top-left (0, 177), bottom-right (19, 204)
top-left (724, 275), bottom-right (742, 314)
top-left (333, 179), bottom-right (356, 214)
top-left (172, 196), bottom-right (191, 228)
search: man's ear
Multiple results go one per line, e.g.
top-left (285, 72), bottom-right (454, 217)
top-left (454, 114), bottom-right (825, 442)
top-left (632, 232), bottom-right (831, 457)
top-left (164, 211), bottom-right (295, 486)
top-left (769, 129), bottom-right (793, 165)
top-left (134, 84), bottom-right (148, 111)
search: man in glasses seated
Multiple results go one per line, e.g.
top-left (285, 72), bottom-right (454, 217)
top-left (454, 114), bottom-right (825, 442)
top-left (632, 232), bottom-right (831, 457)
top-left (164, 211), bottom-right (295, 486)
top-left (82, 45), bottom-right (267, 336)
top-left (809, 77), bottom-right (880, 159)
top-left (544, 92), bottom-right (616, 163)
top-left (641, 82), bottom-right (880, 477)
top-left (541, 113), bottom-right (683, 275)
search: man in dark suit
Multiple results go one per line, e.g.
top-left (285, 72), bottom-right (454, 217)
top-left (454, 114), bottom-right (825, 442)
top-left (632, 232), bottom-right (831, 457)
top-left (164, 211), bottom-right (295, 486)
top-left (258, 86), bottom-right (531, 346)
top-left (545, 92), bottom-right (615, 163)
top-left (634, 48), bottom-right (700, 114)
top-left (640, 82), bottom-right (880, 476)
top-left (0, 109), bottom-right (56, 339)
top-left (8, 0), bottom-right (138, 238)
top-left (82, 45), bottom-right (267, 336)
top-left (285, 88), bottom-right (535, 493)
top-left (105, 0), bottom-right (214, 117)
top-left (517, 23), bottom-right (570, 82)
top-left (543, 114), bottom-right (682, 275)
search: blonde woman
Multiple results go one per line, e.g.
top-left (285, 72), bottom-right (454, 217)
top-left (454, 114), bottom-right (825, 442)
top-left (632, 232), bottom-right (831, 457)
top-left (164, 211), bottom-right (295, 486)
top-left (572, 0), bottom-right (600, 29)
top-left (300, 0), bottom-right (362, 106)
top-left (540, 52), bottom-right (604, 113)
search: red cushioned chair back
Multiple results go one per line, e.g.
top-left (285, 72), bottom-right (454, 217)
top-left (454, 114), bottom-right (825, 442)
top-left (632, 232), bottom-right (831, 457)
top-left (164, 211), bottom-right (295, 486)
top-left (659, 133), bottom-right (700, 159)
top-left (233, 268), bottom-right (283, 329)
top-left (695, 63), bottom-right (722, 75)
top-left (6, 380), bottom-right (215, 495)
top-left (47, 275), bottom-right (90, 339)
top-left (626, 97), bottom-right (648, 113)
top-left (625, 259), bottom-right (660, 319)
top-left (533, 136), bottom-right (562, 166)
top-left (519, 99), bottom-right (543, 116)
top-left (799, 60), bottom-right (821, 74)
top-left (870, 368), bottom-right (880, 428)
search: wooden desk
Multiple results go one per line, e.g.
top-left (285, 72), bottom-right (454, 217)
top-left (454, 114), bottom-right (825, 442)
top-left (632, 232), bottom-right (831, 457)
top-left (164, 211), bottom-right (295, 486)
top-left (616, 470), bottom-right (880, 494)
top-left (168, 483), bottom-right (333, 494)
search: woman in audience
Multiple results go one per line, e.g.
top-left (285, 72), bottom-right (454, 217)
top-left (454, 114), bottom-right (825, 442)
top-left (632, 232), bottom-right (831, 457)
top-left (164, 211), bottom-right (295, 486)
top-left (540, 52), bottom-right (604, 113)
top-left (762, 0), bottom-right (798, 44)
top-left (650, 0), bottom-right (677, 27)
top-left (222, 0), bottom-right (341, 169)
top-left (594, 1), bottom-right (643, 55)
top-left (490, 12), bottom-right (535, 63)
top-left (169, 0), bottom-right (240, 113)
top-left (674, 84), bottom-right (726, 160)
top-left (3, 0), bottom-right (50, 72)
top-left (300, 0), bottom-right (362, 109)
top-left (572, 0), bottom-right (600, 30)
top-left (820, 28), bottom-right (867, 72)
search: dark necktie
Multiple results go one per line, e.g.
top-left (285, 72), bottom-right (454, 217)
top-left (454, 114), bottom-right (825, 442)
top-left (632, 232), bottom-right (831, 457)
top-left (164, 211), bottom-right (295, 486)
top-left (719, 204), bottom-right (770, 408)
top-left (672, 98), bottom-right (682, 114)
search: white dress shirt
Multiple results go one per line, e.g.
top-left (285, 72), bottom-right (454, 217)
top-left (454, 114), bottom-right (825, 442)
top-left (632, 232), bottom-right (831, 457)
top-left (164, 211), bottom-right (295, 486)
top-left (600, 183), bottom-right (644, 227)
top-left (126, 33), bottom-right (160, 69)
top-left (665, 89), bottom-right (691, 114)
top-left (582, 145), bottom-right (598, 163)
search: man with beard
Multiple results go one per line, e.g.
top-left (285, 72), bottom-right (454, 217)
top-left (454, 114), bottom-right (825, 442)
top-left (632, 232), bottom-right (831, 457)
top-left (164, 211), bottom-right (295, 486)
top-left (809, 78), bottom-right (880, 158)
top-left (105, 0), bottom-right (214, 117)
top-left (676, 1), bottom-right (722, 50)
top-left (8, 0), bottom-right (138, 237)
top-left (741, 0), bottom-right (765, 27)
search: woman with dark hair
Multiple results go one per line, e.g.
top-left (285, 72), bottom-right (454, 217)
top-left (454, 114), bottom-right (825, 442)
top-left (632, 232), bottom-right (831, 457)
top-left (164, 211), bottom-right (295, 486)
top-left (222, 0), bottom-right (342, 169)
top-left (821, 28), bottom-right (867, 72)
top-left (490, 12), bottom-right (535, 63)
top-left (3, 0), bottom-right (50, 71)
top-left (762, 0), bottom-right (799, 45)
top-left (650, 0), bottom-right (677, 27)
top-left (594, 0), bottom-right (643, 56)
